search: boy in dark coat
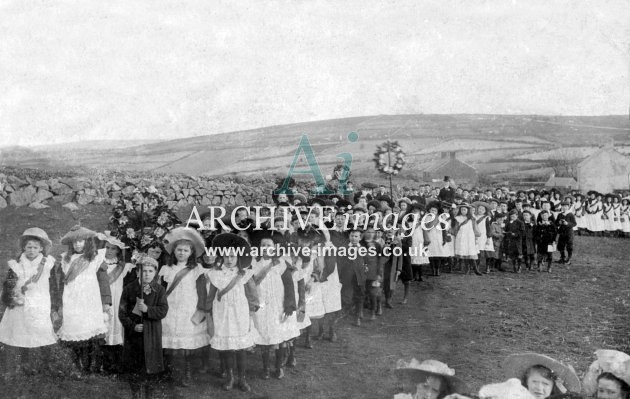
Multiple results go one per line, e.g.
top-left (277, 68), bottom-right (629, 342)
top-left (533, 210), bottom-right (557, 272)
top-left (504, 209), bottom-right (525, 273)
top-left (521, 210), bottom-right (536, 270)
top-left (119, 256), bottom-right (169, 399)
top-left (556, 201), bottom-right (577, 265)
top-left (488, 213), bottom-right (506, 272)
top-left (360, 225), bottom-right (385, 320)
top-left (337, 229), bottom-right (366, 327)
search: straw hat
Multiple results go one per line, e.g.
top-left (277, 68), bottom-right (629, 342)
top-left (97, 230), bottom-right (127, 250)
top-left (292, 193), bottom-right (308, 205)
top-left (210, 233), bottom-right (253, 268)
top-left (582, 350), bottom-right (630, 396)
top-left (394, 358), bottom-right (467, 394)
top-left (61, 225), bottom-right (97, 245)
top-left (20, 227), bottom-right (52, 252)
top-left (503, 353), bottom-right (581, 393)
top-left (163, 227), bottom-right (206, 255)
top-left (478, 378), bottom-right (535, 399)
top-left (473, 201), bottom-right (492, 214)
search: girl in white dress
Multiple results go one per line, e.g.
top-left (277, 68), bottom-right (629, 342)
top-left (453, 204), bottom-right (481, 275)
top-left (474, 202), bottom-right (494, 274)
top-left (293, 228), bottom-right (325, 349)
top-left (159, 227), bottom-right (210, 387)
top-left (573, 194), bottom-right (586, 234)
top-left (621, 198), bottom-right (630, 236)
top-left (250, 230), bottom-right (297, 380)
top-left (208, 233), bottom-right (258, 392)
top-left (96, 231), bottom-right (135, 374)
top-left (585, 191), bottom-right (604, 235)
top-left (602, 194), bottom-right (616, 235)
top-left (611, 195), bottom-right (623, 235)
top-left (424, 202), bottom-right (451, 276)
top-left (0, 228), bottom-right (57, 375)
top-left (57, 226), bottom-right (109, 375)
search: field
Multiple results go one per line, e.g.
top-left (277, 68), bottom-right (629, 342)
top-left (2, 114), bottom-right (629, 181)
top-left (0, 203), bottom-right (629, 398)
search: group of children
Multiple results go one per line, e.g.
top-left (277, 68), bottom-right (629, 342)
top-left (0, 218), bottom-right (347, 398)
top-left (0, 183), bottom-right (617, 397)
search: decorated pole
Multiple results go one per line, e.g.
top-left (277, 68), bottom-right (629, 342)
top-left (139, 202), bottom-right (145, 300)
top-left (373, 139), bottom-right (406, 199)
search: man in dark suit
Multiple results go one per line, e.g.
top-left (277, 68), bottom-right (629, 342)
top-left (438, 176), bottom-right (455, 205)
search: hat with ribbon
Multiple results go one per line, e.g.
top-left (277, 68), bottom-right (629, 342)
top-left (503, 353), bottom-right (581, 393)
top-left (61, 225), bottom-right (97, 245)
top-left (394, 358), bottom-right (467, 394)
top-left (20, 227), bottom-right (53, 252)
top-left (163, 227), bottom-right (206, 255)
top-left (97, 230), bottom-right (128, 250)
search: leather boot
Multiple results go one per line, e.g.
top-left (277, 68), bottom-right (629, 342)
top-left (286, 344), bottom-right (296, 367)
top-left (315, 323), bottom-right (325, 340)
top-left (328, 325), bottom-right (337, 342)
top-left (275, 348), bottom-right (285, 379)
top-left (385, 293), bottom-right (394, 309)
top-left (223, 352), bottom-right (235, 391)
top-left (223, 368), bottom-right (235, 391)
top-left (537, 261), bottom-right (542, 272)
top-left (472, 261), bottom-right (483, 276)
top-left (547, 260), bottom-right (552, 273)
top-left (236, 351), bottom-right (251, 392)
top-left (435, 261), bottom-right (441, 276)
top-left (376, 299), bottom-right (383, 316)
top-left (304, 327), bottom-right (313, 349)
top-left (261, 348), bottom-right (271, 379)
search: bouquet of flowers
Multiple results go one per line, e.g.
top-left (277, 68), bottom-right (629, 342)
top-left (108, 185), bottom-right (181, 252)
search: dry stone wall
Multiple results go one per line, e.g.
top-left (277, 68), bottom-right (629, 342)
top-left (0, 172), bottom-right (302, 210)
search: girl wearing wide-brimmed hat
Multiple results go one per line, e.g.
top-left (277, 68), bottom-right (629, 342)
top-left (207, 233), bottom-right (258, 392)
top-left (0, 228), bottom-right (57, 374)
top-left (503, 353), bottom-right (581, 399)
top-left (157, 226), bottom-right (210, 386)
top-left (96, 231), bottom-right (136, 374)
top-left (56, 225), bottom-right (110, 375)
top-left (393, 358), bottom-right (468, 399)
top-left (582, 350), bottom-right (630, 399)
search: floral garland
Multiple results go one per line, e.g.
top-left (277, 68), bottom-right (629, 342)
top-left (108, 185), bottom-right (181, 252)
top-left (373, 140), bottom-right (406, 175)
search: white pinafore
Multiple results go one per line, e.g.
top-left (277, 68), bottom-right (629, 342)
top-left (0, 254), bottom-right (57, 347)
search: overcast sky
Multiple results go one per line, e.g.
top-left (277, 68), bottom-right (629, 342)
top-left (0, 0), bottom-right (628, 147)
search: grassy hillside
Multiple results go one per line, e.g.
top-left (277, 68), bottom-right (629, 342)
top-left (3, 114), bottom-right (629, 180)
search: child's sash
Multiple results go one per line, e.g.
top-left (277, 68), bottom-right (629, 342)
top-left (20, 257), bottom-right (48, 294)
top-left (106, 260), bottom-right (126, 285)
top-left (165, 266), bottom-right (194, 297)
top-left (63, 256), bottom-right (91, 285)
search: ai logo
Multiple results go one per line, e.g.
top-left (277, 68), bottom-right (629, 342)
top-left (274, 132), bottom-right (358, 196)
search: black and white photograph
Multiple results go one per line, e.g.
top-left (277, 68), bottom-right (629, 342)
top-left (0, 1), bottom-right (629, 398)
